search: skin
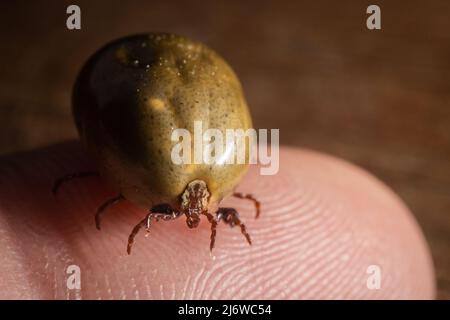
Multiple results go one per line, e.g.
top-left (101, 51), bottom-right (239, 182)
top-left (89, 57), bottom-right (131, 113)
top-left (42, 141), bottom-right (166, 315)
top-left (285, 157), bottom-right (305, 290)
top-left (73, 33), bottom-right (252, 211)
top-left (0, 142), bottom-right (435, 299)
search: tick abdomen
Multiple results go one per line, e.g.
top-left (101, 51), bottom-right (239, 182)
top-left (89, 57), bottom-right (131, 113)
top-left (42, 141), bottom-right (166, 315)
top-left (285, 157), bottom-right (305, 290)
top-left (72, 33), bottom-right (253, 209)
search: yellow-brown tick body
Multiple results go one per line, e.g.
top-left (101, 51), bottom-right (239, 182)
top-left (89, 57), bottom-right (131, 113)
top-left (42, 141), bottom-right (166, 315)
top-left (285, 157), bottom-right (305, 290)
top-left (54, 33), bottom-right (260, 254)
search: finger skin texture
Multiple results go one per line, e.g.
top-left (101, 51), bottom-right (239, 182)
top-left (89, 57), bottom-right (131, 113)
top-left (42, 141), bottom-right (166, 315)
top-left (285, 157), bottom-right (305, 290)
top-left (0, 142), bottom-right (435, 299)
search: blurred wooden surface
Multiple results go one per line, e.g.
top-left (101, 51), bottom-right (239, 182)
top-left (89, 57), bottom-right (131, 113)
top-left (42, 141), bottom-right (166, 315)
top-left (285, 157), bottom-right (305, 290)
top-left (0, 0), bottom-right (449, 298)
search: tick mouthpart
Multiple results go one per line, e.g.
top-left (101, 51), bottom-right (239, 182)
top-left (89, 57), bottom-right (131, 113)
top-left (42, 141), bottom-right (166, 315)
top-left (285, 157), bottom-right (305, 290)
top-left (186, 213), bottom-right (201, 228)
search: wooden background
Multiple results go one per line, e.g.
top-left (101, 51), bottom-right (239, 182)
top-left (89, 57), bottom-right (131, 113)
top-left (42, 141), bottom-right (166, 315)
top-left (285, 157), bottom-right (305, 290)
top-left (0, 0), bottom-right (449, 298)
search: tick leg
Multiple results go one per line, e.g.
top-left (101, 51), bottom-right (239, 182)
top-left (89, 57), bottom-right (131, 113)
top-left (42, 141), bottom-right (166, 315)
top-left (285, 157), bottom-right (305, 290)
top-left (127, 215), bottom-right (148, 255)
top-left (52, 171), bottom-right (99, 194)
top-left (204, 213), bottom-right (218, 251)
top-left (215, 207), bottom-right (252, 248)
top-left (233, 192), bottom-right (261, 218)
top-left (127, 204), bottom-right (181, 255)
top-left (95, 194), bottom-right (125, 230)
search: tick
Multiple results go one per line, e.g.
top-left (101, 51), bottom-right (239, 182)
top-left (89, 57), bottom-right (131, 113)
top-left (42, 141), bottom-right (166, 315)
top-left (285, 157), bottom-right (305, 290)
top-left (53, 33), bottom-right (260, 254)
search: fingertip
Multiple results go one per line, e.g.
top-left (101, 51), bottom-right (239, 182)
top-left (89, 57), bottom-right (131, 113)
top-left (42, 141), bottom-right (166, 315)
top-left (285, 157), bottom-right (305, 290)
top-left (0, 143), bottom-right (436, 299)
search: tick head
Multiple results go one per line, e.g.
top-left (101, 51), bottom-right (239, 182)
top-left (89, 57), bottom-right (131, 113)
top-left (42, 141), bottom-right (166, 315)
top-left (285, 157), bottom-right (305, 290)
top-left (181, 179), bottom-right (210, 229)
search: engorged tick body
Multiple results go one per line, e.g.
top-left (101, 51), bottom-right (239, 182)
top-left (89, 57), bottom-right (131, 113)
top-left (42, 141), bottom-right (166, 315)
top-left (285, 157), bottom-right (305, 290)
top-left (54, 33), bottom-right (260, 254)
